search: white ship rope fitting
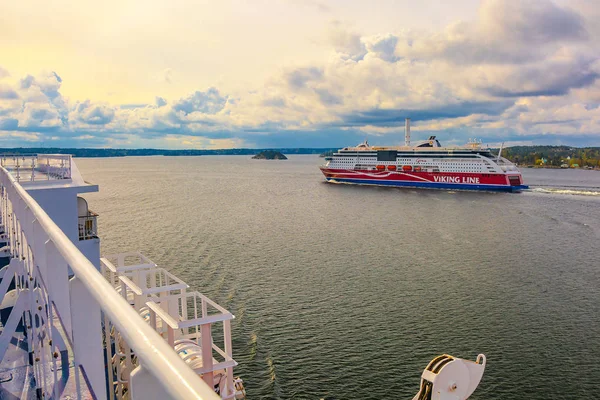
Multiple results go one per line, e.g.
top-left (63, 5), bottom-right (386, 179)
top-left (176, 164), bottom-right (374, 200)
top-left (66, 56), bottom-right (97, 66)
top-left (413, 354), bottom-right (486, 400)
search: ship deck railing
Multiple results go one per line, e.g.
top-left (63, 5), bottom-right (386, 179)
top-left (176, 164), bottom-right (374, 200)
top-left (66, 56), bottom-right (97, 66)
top-left (0, 154), bottom-right (72, 182)
top-left (0, 164), bottom-right (221, 399)
top-left (78, 210), bottom-right (99, 240)
top-left (100, 253), bottom-right (239, 399)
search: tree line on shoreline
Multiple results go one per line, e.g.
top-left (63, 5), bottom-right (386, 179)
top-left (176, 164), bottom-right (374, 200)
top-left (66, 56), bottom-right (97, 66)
top-left (0, 148), bottom-right (337, 158)
top-left (503, 146), bottom-right (600, 167)
top-left (1, 145), bottom-right (599, 167)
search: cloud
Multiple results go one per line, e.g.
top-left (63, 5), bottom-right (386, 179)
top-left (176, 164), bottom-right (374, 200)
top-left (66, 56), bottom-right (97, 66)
top-left (328, 22), bottom-right (367, 61)
top-left (398, 0), bottom-right (589, 65)
top-left (18, 103), bottom-right (63, 129)
top-left (0, 0), bottom-right (599, 148)
top-left (20, 75), bottom-right (35, 89)
top-left (286, 67), bottom-right (323, 89)
top-left (72, 100), bottom-right (115, 125)
top-left (363, 34), bottom-right (400, 63)
top-left (171, 88), bottom-right (228, 115)
top-left (480, 0), bottom-right (586, 45)
top-left (156, 97), bottom-right (167, 107)
top-left (481, 56), bottom-right (599, 97)
top-left (0, 67), bottom-right (9, 80)
top-left (0, 118), bottom-right (18, 130)
top-left (0, 85), bottom-right (19, 99)
top-left (339, 101), bottom-right (513, 127)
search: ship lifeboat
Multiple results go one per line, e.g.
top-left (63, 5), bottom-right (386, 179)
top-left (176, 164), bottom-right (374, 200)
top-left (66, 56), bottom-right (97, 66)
top-left (387, 165), bottom-right (397, 171)
top-left (414, 166), bottom-right (422, 172)
top-left (402, 165), bottom-right (413, 172)
top-left (376, 165), bottom-right (385, 170)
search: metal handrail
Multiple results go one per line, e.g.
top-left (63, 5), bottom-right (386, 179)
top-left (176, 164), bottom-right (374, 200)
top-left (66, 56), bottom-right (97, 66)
top-left (0, 165), bottom-right (219, 400)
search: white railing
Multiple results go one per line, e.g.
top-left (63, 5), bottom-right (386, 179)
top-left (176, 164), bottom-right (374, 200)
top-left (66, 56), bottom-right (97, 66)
top-left (0, 154), bottom-right (71, 182)
top-left (100, 254), bottom-right (241, 399)
top-left (78, 210), bottom-right (98, 240)
top-left (37, 154), bottom-right (72, 179)
top-left (0, 165), bottom-right (219, 399)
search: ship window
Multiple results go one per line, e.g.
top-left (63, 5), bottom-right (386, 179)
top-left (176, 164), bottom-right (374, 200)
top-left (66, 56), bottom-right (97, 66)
top-left (377, 150), bottom-right (397, 162)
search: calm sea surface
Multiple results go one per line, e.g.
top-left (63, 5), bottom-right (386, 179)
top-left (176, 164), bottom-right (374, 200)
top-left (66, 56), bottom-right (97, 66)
top-left (76, 156), bottom-right (600, 400)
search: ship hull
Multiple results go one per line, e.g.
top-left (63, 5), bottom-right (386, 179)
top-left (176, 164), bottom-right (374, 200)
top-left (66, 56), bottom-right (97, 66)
top-left (320, 168), bottom-right (528, 192)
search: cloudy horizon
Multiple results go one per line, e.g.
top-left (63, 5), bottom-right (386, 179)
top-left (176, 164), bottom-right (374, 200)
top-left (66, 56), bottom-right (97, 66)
top-left (1, 0), bottom-right (599, 149)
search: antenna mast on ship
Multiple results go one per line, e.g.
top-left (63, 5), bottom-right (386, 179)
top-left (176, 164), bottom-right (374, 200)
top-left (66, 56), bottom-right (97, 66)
top-left (497, 141), bottom-right (505, 162)
top-left (405, 118), bottom-right (411, 147)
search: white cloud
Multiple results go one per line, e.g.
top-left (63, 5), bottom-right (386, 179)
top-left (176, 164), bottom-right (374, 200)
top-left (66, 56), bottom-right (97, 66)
top-left (0, 0), bottom-right (599, 148)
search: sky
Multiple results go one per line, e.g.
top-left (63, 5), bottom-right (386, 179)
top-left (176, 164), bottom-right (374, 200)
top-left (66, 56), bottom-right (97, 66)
top-left (1, 0), bottom-right (600, 149)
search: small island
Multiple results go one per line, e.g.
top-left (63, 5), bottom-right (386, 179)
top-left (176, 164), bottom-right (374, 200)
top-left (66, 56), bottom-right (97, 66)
top-left (252, 150), bottom-right (288, 160)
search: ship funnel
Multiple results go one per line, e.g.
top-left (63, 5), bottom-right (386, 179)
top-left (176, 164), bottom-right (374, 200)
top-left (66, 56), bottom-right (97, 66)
top-left (405, 118), bottom-right (411, 147)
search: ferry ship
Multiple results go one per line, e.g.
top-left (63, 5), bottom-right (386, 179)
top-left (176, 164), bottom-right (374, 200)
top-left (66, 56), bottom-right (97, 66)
top-left (321, 119), bottom-right (528, 192)
top-left (0, 154), bottom-right (487, 399)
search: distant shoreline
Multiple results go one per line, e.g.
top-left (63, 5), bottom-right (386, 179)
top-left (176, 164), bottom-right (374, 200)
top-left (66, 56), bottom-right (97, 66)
top-left (0, 148), bottom-right (338, 158)
top-left (522, 165), bottom-right (600, 170)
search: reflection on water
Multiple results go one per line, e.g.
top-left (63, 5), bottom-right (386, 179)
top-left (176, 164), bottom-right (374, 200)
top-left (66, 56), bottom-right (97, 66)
top-left (78, 156), bottom-right (600, 400)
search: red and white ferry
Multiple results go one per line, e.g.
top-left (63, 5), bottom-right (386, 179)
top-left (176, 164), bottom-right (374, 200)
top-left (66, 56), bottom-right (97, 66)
top-left (320, 119), bottom-right (527, 192)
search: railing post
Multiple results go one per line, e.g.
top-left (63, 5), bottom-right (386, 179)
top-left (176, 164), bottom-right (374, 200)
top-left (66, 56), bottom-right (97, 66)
top-left (69, 276), bottom-right (107, 399)
top-left (201, 322), bottom-right (213, 388)
top-left (223, 319), bottom-right (234, 397)
top-left (45, 241), bottom-right (72, 336)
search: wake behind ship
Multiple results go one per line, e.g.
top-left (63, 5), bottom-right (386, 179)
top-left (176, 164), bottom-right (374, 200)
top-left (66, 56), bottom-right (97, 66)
top-left (320, 119), bottom-right (528, 192)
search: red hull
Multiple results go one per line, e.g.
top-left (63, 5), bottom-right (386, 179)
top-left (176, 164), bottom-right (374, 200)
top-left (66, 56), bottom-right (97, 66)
top-left (320, 168), bottom-right (526, 191)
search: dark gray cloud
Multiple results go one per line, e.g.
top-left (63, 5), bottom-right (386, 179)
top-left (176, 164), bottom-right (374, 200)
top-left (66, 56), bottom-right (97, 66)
top-left (20, 75), bottom-right (35, 89)
top-left (120, 103), bottom-right (149, 109)
top-left (286, 67), bottom-right (323, 89)
top-left (51, 71), bottom-right (62, 83)
top-left (488, 0), bottom-right (586, 45)
top-left (404, 0), bottom-right (589, 65)
top-left (0, 118), bottom-right (18, 130)
top-left (0, 86), bottom-right (19, 99)
top-left (155, 97), bottom-right (167, 107)
top-left (482, 56), bottom-right (599, 97)
top-left (315, 88), bottom-right (342, 105)
top-left (262, 97), bottom-right (286, 108)
top-left (337, 100), bottom-right (514, 127)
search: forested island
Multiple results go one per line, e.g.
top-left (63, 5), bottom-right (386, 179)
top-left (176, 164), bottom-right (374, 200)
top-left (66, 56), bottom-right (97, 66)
top-left (252, 150), bottom-right (287, 160)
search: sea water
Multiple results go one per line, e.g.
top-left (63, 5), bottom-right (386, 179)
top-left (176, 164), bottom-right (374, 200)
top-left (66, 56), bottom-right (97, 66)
top-left (78, 156), bottom-right (600, 400)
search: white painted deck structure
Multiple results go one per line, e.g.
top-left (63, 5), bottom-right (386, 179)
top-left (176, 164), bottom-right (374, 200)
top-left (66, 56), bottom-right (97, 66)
top-left (0, 155), bottom-right (243, 399)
